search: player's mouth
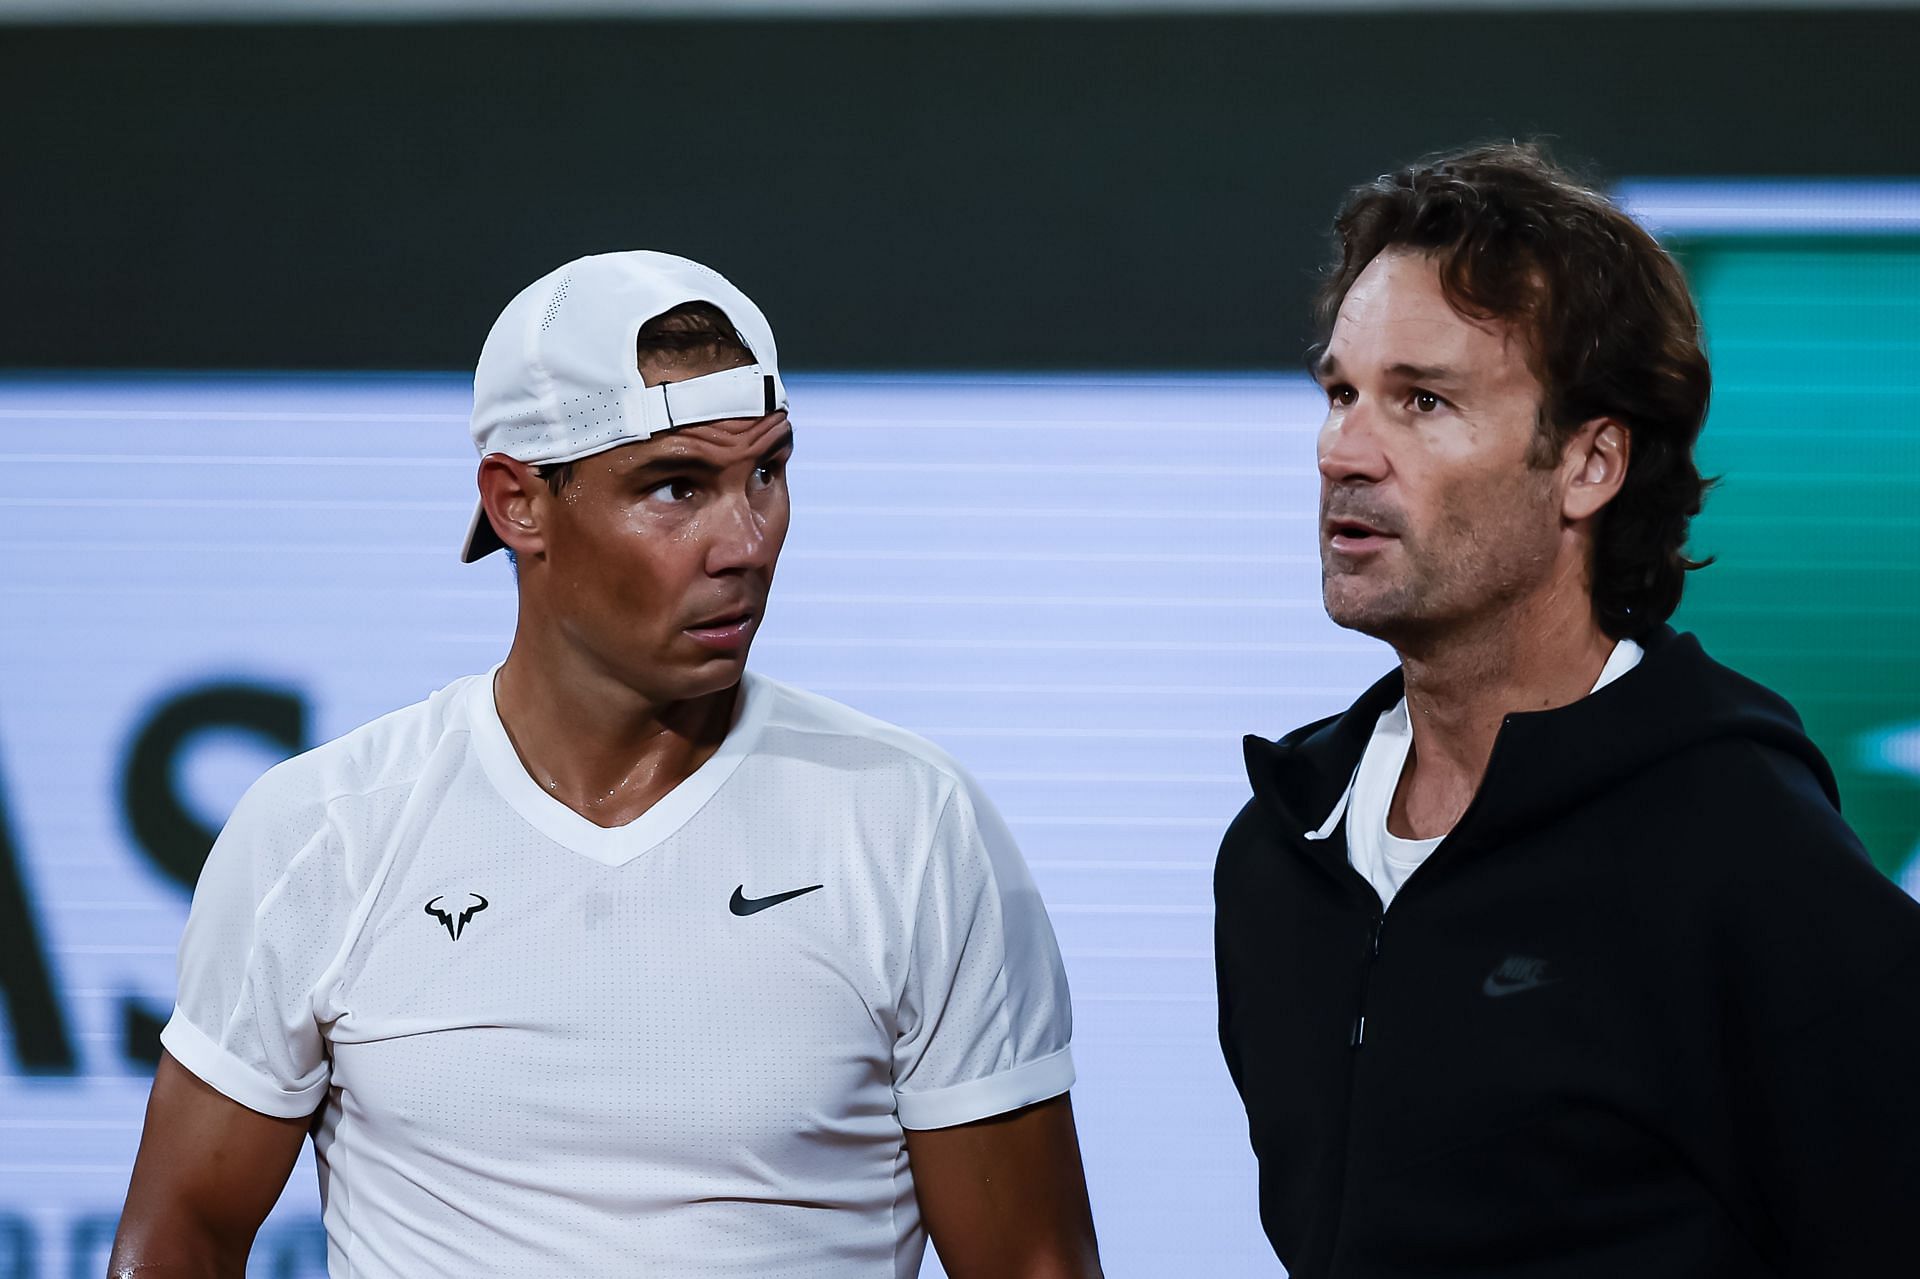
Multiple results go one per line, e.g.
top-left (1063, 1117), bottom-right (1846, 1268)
top-left (683, 610), bottom-right (758, 652)
top-left (1325, 517), bottom-right (1398, 556)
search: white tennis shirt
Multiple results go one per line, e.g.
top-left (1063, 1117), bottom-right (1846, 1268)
top-left (161, 668), bottom-right (1075, 1278)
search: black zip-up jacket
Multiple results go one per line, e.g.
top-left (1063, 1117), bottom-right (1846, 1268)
top-left (1215, 627), bottom-right (1920, 1277)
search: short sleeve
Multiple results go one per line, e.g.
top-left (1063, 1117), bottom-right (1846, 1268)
top-left (160, 764), bottom-right (354, 1118)
top-left (891, 774), bottom-right (1075, 1130)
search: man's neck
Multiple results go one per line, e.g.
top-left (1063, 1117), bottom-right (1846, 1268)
top-left (1386, 594), bottom-right (1615, 841)
top-left (492, 635), bottom-right (737, 830)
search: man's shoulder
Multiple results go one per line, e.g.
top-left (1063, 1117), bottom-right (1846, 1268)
top-left (1636, 732), bottom-right (1844, 843)
top-left (1613, 731), bottom-right (1903, 927)
top-left (244, 672), bottom-right (485, 822)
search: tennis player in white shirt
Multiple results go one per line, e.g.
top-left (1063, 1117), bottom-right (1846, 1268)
top-left (109, 251), bottom-right (1101, 1279)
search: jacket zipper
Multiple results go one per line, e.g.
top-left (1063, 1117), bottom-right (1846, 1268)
top-left (1320, 908), bottom-right (1384, 1273)
top-left (1350, 912), bottom-right (1384, 1047)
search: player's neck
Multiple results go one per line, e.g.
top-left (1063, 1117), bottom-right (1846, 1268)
top-left (491, 638), bottom-right (737, 829)
top-left (1387, 585), bottom-right (1614, 840)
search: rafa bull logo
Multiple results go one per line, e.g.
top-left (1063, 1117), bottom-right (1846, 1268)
top-left (424, 893), bottom-right (489, 941)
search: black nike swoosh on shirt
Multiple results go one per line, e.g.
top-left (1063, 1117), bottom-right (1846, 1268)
top-left (729, 883), bottom-right (824, 916)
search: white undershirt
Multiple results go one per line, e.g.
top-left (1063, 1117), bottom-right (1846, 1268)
top-left (1318, 638), bottom-right (1645, 911)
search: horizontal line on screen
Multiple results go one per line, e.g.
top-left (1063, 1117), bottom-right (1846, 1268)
top-left (2, 496), bottom-right (473, 511)
top-left (777, 595), bottom-right (1323, 610)
top-left (1075, 994), bottom-right (1217, 1004)
top-left (0, 450), bottom-right (465, 464)
top-left (684, 549), bottom-right (1312, 564)
top-left (1705, 473), bottom-right (1920, 486)
top-left (976, 772), bottom-right (1237, 784)
top-left (1712, 338), bottom-right (1920, 353)
top-left (1618, 179), bottom-right (1920, 234)
top-left (1008, 816), bottom-right (1227, 828)
top-left (792, 418), bottom-right (1313, 434)
top-left (803, 506), bottom-right (1312, 523)
top-left (9, 541), bottom-right (1323, 565)
top-left (1029, 859), bottom-right (1214, 870)
top-left (804, 682), bottom-right (1360, 696)
top-left (0, 1165), bottom-right (131, 1175)
top-left (811, 461), bottom-right (1316, 477)
top-left (0, 502), bottom-right (1312, 527)
top-left (428, 634), bottom-right (1353, 653)
top-left (1715, 385), bottom-right (1920, 396)
top-left (1061, 949), bottom-right (1212, 960)
top-left (0, 409), bottom-right (467, 423)
top-left (922, 726), bottom-right (1268, 739)
top-left (0, 452), bottom-right (1320, 481)
top-left (55, 945), bottom-right (174, 956)
top-left (1049, 904), bottom-right (1212, 915)
top-left (1689, 604), bottom-right (1920, 618)
top-left (0, 1118), bottom-right (140, 1130)
top-left (776, 636), bottom-right (1350, 653)
top-left (1612, 562), bottom-right (1913, 577)
top-left (0, 418), bottom-right (1318, 441)
top-left (38, 901), bottom-right (170, 911)
top-left (0, 586), bottom-right (1331, 612)
top-left (11, 540), bottom-right (452, 555)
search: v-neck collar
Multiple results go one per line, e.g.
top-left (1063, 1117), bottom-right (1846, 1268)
top-left (464, 663), bottom-right (771, 867)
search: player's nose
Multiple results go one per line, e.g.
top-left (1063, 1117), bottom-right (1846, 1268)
top-left (1317, 401), bottom-right (1390, 484)
top-left (702, 491), bottom-right (773, 576)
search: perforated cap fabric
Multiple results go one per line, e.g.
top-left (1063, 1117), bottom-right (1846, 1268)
top-left (460, 250), bottom-right (789, 562)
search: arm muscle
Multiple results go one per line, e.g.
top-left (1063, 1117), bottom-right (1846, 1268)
top-left (108, 1052), bottom-right (311, 1278)
top-left (905, 1093), bottom-right (1102, 1279)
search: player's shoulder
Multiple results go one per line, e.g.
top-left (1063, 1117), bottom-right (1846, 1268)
top-left (749, 672), bottom-right (973, 794)
top-left (240, 672), bottom-right (485, 826)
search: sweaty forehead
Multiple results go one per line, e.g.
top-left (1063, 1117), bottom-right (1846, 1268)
top-left (602, 411), bottom-right (793, 470)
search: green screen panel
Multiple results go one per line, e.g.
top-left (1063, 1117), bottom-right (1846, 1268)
top-left (1674, 238), bottom-right (1920, 881)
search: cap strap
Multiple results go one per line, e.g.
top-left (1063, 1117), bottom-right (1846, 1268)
top-left (623, 365), bottom-right (787, 437)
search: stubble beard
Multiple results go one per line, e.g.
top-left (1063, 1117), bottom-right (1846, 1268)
top-left (1321, 475), bottom-right (1562, 653)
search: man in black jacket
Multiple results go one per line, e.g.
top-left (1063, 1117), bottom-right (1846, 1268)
top-left (1215, 142), bottom-right (1920, 1277)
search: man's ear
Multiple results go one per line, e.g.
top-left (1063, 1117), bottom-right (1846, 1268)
top-left (1561, 418), bottom-right (1630, 523)
top-left (477, 455), bottom-right (548, 560)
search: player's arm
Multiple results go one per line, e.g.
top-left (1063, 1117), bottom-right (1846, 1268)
top-left (906, 1093), bottom-right (1101, 1279)
top-left (107, 1051), bottom-right (311, 1278)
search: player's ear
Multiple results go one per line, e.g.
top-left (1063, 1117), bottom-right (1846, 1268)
top-left (1561, 417), bottom-right (1630, 523)
top-left (477, 455), bottom-right (549, 561)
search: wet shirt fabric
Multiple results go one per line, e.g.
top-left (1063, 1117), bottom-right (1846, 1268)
top-left (1215, 626), bottom-right (1920, 1278)
top-left (162, 670), bottom-right (1075, 1278)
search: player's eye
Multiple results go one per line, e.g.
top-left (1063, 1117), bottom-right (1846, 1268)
top-left (751, 458), bottom-right (787, 488)
top-left (1326, 384), bottom-right (1357, 407)
top-left (1411, 390), bottom-right (1445, 413)
top-left (643, 479), bottom-right (697, 504)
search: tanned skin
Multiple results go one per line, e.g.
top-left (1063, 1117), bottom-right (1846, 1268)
top-left (1313, 249), bottom-right (1631, 839)
top-left (108, 346), bottom-right (1102, 1279)
top-left (109, 1054), bottom-right (308, 1278)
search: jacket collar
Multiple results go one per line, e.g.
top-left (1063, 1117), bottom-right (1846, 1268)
top-left (1241, 626), bottom-right (1835, 860)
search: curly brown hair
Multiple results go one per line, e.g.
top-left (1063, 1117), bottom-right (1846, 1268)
top-left (1316, 141), bottom-right (1714, 639)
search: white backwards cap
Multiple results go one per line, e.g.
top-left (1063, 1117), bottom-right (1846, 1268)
top-left (461, 250), bottom-right (788, 562)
